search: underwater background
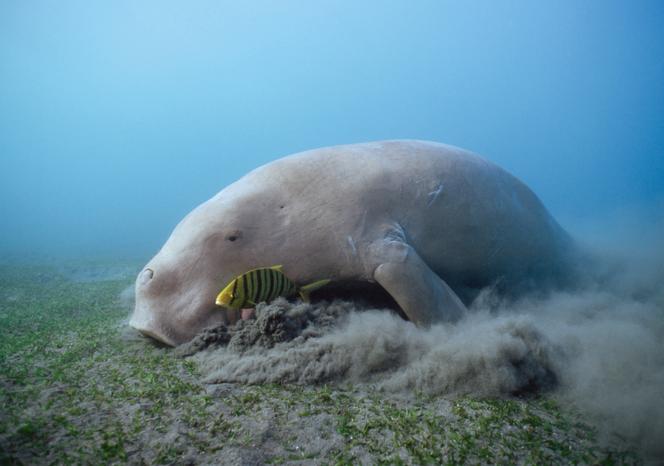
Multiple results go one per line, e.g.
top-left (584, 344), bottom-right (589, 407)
top-left (2, 1), bottom-right (664, 464)
top-left (1, 0), bottom-right (663, 260)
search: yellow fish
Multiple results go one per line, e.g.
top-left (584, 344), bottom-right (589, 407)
top-left (215, 265), bottom-right (330, 310)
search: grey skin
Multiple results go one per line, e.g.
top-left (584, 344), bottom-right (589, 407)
top-left (130, 140), bottom-right (576, 346)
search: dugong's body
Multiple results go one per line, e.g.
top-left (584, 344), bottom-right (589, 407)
top-left (131, 140), bottom-right (575, 346)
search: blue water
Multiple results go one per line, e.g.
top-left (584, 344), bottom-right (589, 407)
top-left (1, 0), bottom-right (663, 258)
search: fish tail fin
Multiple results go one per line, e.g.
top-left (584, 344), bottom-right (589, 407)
top-left (298, 279), bottom-right (331, 303)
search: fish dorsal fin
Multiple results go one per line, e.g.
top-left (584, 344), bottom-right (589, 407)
top-left (245, 266), bottom-right (275, 274)
top-left (270, 265), bottom-right (284, 272)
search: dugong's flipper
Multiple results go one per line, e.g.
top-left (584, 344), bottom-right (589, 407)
top-left (372, 234), bottom-right (467, 326)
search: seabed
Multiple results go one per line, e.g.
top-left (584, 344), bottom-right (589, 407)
top-left (0, 262), bottom-right (640, 465)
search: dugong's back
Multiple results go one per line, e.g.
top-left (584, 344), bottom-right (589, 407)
top-left (244, 140), bottom-right (574, 293)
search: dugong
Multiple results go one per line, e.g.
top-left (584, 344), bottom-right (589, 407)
top-left (130, 140), bottom-right (576, 346)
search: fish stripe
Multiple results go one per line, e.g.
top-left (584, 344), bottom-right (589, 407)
top-left (257, 270), bottom-right (262, 302)
top-left (271, 269), bottom-right (280, 299)
top-left (265, 269), bottom-right (274, 301)
top-left (252, 269), bottom-right (259, 302)
top-left (284, 277), bottom-right (293, 296)
top-left (261, 269), bottom-right (269, 301)
top-left (242, 274), bottom-right (249, 306)
top-left (256, 269), bottom-right (263, 302)
top-left (263, 269), bottom-right (270, 302)
top-left (253, 269), bottom-right (263, 304)
top-left (231, 277), bottom-right (242, 305)
top-left (245, 277), bottom-right (250, 303)
top-left (283, 275), bottom-right (293, 296)
top-left (249, 270), bottom-right (256, 303)
top-left (230, 278), bottom-right (239, 307)
top-left (274, 269), bottom-right (282, 297)
top-left (285, 274), bottom-right (291, 293)
top-left (271, 270), bottom-right (279, 300)
top-left (275, 270), bottom-right (283, 297)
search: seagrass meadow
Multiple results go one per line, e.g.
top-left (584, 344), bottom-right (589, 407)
top-left (0, 262), bottom-right (641, 465)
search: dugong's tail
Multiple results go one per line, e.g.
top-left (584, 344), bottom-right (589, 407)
top-left (299, 279), bottom-right (332, 303)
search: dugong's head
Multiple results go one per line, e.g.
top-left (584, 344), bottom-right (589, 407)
top-left (129, 176), bottom-right (288, 346)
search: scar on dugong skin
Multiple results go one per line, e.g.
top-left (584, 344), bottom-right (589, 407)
top-left (130, 140), bottom-right (577, 346)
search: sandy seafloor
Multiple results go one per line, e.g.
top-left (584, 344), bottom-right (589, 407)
top-left (1, 260), bottom-right (660, 465)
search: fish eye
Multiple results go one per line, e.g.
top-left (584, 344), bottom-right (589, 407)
top-left (227, 235), bottom-right (237, 242)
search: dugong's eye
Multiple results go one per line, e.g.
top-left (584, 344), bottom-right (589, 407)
top-left (225, 230), bottom-right (243, 242)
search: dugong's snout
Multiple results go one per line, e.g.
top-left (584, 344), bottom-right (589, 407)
top-left (129, 303), bottom-right (179, 347)
top-left (130, 264), bottom-right (228, 347)
top-left (129, 266), bottom-right (180, 346)
top-left (130, 299), bottom-right (185, 347)
top-left (133, 326), bottom-right (176, 347)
